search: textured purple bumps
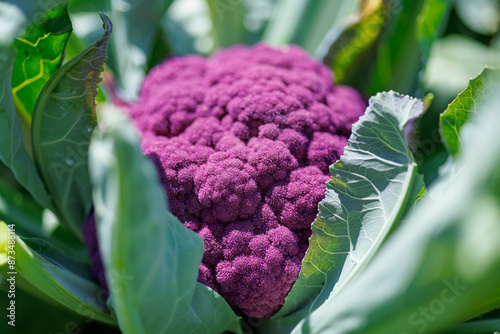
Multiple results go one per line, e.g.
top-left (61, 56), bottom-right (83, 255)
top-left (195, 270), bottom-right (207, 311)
top-left (83, 43), bottom-right (367, 318)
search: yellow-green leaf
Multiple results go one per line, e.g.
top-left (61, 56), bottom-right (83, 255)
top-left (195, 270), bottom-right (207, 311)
top-left (11, 1), bottom-right (72, 126)
top-left (0, 3), bottom-right (54, 211)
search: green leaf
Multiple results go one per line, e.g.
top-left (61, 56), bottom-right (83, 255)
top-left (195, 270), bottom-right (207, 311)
top-left (323, 0), bottom-right (386, 85)
top-left (68, 0), bottom-right (111, 12)
top-left (0, 178), bottom-right (88, 262)
top-left (294, 1), bottom-right (358, 56)
top-left (183, 283), bottom-right (243, 334)
top-left (416, 0), bottom-right (451, 62)
top-left (106, 0), bottom-right (174, 100)
top-left (365, 0), bottom-right (442, 95)
top-left (157, 15), bottom-right (197, 57)
top-left (263, 0), bottom-right (357, 54)
top-left (68, 0), bottom-right (175, 98)
top-left (0, 152), bottom-right (87, 261)
top-left (440, 67), bottom-right (500, 156)
top-left (0, 221), bottom-right (115, 324)
top-left (0, 286), bottom-right (85, 333)
top-left (89, 110), bottom-right (241, 334)
top-left (291, 89), bottom-right (500, 334)
top-left (263, 92), bottom-right (425, 333)
top-left (324, 0), bottom-right (452, 96)
top-left (438, 318), bottom-right (500, 334)
top-left (0, 2), bottom-right (53, 211)
top-left (262, 0), bottom-right (309, 47)
top-left (11, 0), bottom-right (72, 125)
top-left (206, 0), bottom-right (246, 49)
top-left (425, 35), bottom-right (500, 102)
top-left (31, 14), bottom-right (111, 239)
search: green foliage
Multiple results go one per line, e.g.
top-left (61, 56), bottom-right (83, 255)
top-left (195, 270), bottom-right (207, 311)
top-left (206, 0), bottom-right (246, 48)
top-left (263, 0), bottom-right (357, 55)
top-left (439, 318), bottom-right (500, 334)
top-left (157, 15), bottom-right (197, 57)
top-left (324, 0), bottom-right (452, 96)
top-left (31, 14), bottom-right (111, 239)
top-left (440, 67), bottom-right (500, 156)
top-left (67, 0), bottom-right (175, 99)
top-left (0, 286), bottom-right (85, 334)
top-left (0, 176), bottom-right (87, 262)
top-left (263, 91), bottom-right (425, 333)
top-left (0, 2), bottom-right (53, 211)
top-left (0, 221), bottom-right (115, 324)
top-left (89, 109), bottom-right (241, 334)
top-left (323, 0), bottom-right (386, 85)
top-left (416, 0), bottom-right (450, 61)
top-left (366, 0), bottom-right (426, 95)
top-left (11, 1), bottom-right (71, 125)
top-left (106, 0), bottom-right (174, 100)
top-left (293, 1), bottom-right (358, 55)
top-left (291, 89), bottom-right (500, 334)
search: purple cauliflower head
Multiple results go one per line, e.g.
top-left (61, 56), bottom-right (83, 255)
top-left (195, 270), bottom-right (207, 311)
top-left (83, 43), bottom-right (366, 319)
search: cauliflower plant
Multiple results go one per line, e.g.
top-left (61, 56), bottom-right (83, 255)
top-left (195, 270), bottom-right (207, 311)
top-left (84, 43), bottom-right (366, 318)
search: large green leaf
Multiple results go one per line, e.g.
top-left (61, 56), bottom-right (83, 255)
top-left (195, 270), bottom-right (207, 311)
top-left (156, 15), bottom-right (197, 58)
top-left (438, 318), bottom-right (500, 334)
top-left (416, 0), bottom-right (451, 62)
top-left (366, 0), bottom-right (451, 95)
top-left (31, 14), bottom-right (111, 239)
top-left (0, 178), bottom-right (88, 262)
top-left (291, 90), bottom-right (500, 334)
top-left (424, 35), bottom-right (500, 103)
top-left (262, 0), bottom-right (357, 54)
top-left (206, 0), bottom-right (246, 49)
top-left (262, 92), bottom-right (425, 333)
top-left (106, 0), bottom-right (174, 100)
top-left (66, 0), bottom-right (175, 99)
top-left (89, 110), bottom-right (241, 334)
top-left (11, 0), bottom-right (72, 125)
top-left (0, 156), bottom-right (86, 263)
top-left (0, 284), bottom-right (85, 334)
top-left (294, 1), bottom-right (358, 56)
top-left (68, 0), bottom-right (110, 12)
top-left (323, 0), bottom-right (386, 86)
top-left (0, 2), bottom-right (53, 211)
top-left (324, 0), bottom-right (451, 95)
top-left (262, 0), bottom-right (309, 47)
top-left (0, 221), bottom-right (115, 324)
top-left (440, 67), bottom-right (500, 156)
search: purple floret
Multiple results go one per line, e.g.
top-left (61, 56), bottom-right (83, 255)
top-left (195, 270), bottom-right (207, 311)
top-left (83, 43), bottom-right (367, 318)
